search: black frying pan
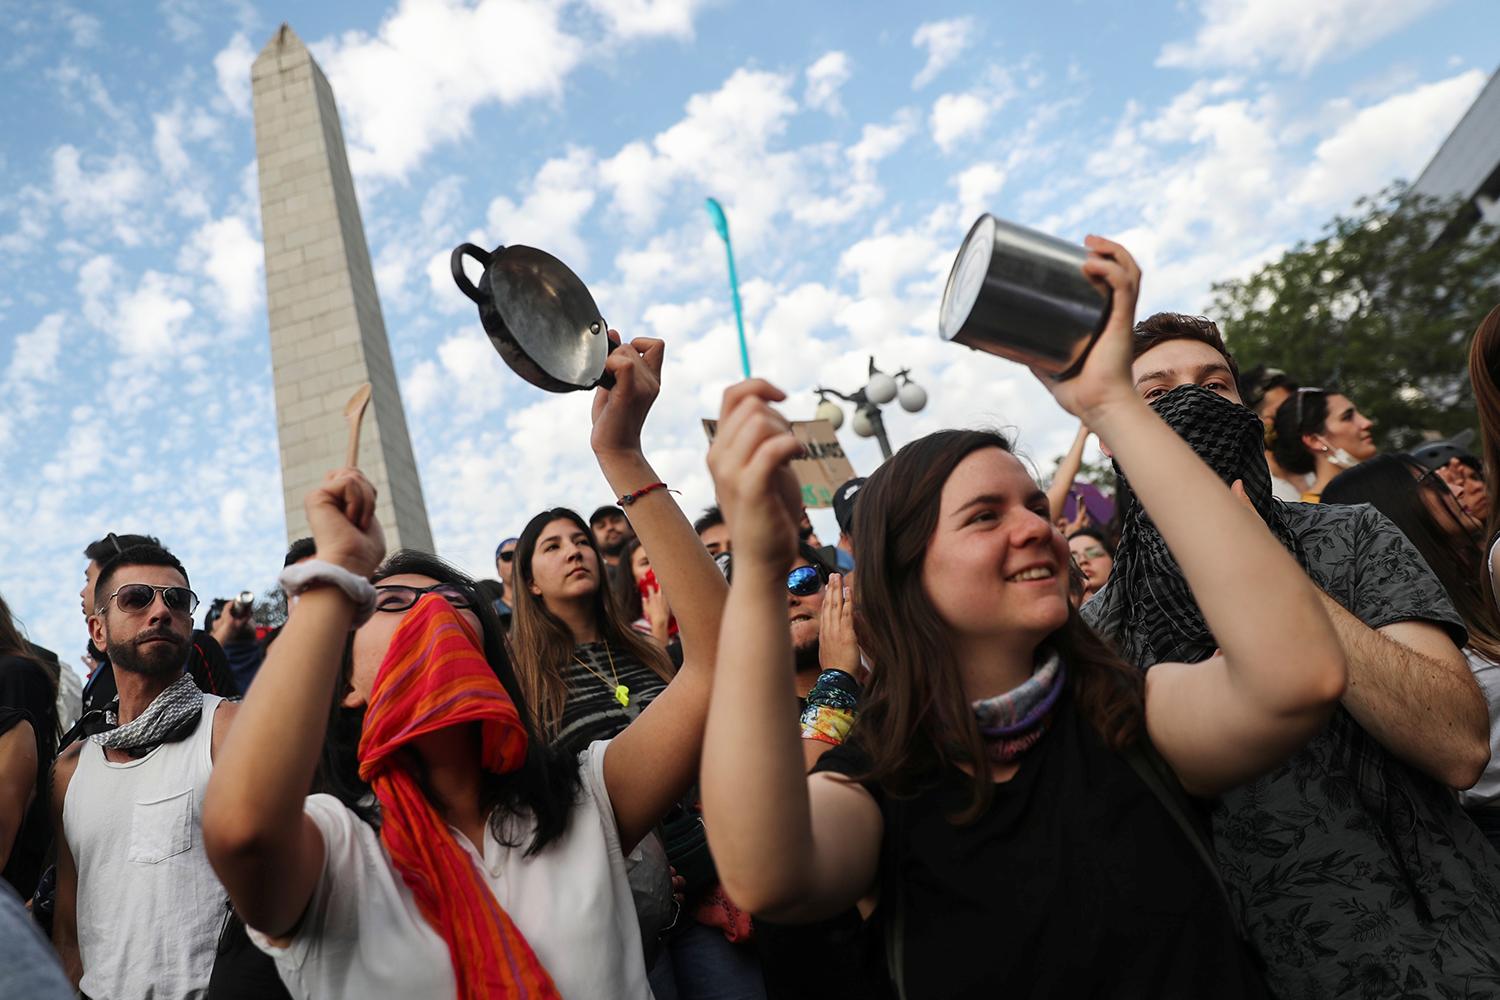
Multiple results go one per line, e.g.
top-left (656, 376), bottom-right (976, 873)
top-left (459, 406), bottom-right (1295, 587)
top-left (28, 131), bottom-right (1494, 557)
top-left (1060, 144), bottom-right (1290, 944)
top-left (451, 242), bottom-right (615, 392)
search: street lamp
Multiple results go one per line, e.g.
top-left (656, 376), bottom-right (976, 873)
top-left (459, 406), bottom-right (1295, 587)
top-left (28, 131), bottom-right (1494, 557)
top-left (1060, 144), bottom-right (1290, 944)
top-left (814, 357), bottom-right (927, 462)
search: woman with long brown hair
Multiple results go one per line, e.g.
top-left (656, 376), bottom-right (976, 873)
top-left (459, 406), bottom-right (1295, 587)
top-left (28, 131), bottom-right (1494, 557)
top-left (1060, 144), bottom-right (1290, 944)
top-left (698, 237), bottom-right (1348, 998)
top-left (0, 592), bottom-right (57, 899)
top-left (1466, 303), bottom-right (1500, 593)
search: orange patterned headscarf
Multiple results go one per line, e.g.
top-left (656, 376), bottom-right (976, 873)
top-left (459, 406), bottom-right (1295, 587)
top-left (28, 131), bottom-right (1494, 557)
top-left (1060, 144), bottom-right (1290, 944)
top-left (358, 594), bottom-right (561, 999)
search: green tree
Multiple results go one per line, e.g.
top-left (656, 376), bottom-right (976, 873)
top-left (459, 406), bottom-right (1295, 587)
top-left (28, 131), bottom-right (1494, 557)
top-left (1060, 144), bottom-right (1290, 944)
top-left (1209, 183), bottom-right (1500, 450)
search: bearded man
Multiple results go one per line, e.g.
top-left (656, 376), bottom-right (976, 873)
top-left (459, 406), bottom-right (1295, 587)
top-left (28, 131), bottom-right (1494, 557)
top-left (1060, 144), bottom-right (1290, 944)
top-left (51, 543), bottom-right (239, 998)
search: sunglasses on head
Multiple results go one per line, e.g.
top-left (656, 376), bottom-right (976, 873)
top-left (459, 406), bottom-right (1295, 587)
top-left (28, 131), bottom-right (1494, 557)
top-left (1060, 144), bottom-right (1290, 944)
top-left (787, 565), bottom-right (826, 597)
top-left (1292, 386), bottom-right (1326, 427)
top-left (99, 583), bottom-right (199, 617)
top-left (373, 583), bottom-right (475, 613)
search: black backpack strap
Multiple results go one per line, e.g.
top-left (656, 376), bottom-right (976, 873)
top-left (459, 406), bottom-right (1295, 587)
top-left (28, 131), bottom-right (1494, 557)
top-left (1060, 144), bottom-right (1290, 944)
top-left (1122, 739), bottom-right (1245, 940)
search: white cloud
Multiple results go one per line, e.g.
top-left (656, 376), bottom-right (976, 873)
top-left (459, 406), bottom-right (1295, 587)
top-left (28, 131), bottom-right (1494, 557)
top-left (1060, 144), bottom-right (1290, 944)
top-left (179, 214), bottom-right (265, 325)
top-left (912, 17), bottom-right (975, 89)
top-left (804, 51), bottom-right (852, 115)
top-left (953, 162), bottom-right (1006, 222)
top-left (582, 0), bottom-right (704, 40)
top-left (50, 146), bottom-right (150, 243)
top-left (6, 313), bottom-right (66, 384)
top-left (600, 141), bottom-right (673, 231)
top-left (316, 0), bottom-right (586, 181)
top-left (78, 257), bottom-right (195, 360)
top-left (59, 6), bottom-right (102, 47)
top-left (213, 33), bottom-right (255, 116)
top-left (1158, 0), bottom-right (1448, 75)
top-left (930, 92), bottom-right (990, 153)
top-left (485, 148), bottom-right (598, 270)
top-left (1294, 69), bottom-right (1485, 209)
top-left (153, 112), bottom-right (192, 180)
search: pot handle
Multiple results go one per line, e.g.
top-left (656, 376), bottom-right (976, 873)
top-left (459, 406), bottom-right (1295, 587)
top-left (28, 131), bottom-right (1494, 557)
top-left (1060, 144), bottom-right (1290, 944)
top-left (450, 243), bottom-right (494, 305)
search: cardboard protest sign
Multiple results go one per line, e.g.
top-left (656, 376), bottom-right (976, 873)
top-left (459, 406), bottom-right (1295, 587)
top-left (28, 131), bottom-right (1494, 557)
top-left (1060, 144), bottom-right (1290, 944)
top-left (702, 418), bottom-right (857, 508)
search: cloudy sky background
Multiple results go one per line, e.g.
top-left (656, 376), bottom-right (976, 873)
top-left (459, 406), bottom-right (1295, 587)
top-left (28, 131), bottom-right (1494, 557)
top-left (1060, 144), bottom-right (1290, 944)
top-left (0, 0), bottom-right (1494, 675)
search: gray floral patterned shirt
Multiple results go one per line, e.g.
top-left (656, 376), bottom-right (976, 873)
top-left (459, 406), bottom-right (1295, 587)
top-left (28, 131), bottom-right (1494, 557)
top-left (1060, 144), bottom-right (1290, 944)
top-left (1084, 500), bottom-right (1500, 999)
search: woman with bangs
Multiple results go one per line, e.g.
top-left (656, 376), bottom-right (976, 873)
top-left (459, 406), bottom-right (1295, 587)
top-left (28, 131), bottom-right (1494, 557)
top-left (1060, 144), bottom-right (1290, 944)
top-left (698, 238), bottom-right (1348, 998)
top-left (202, 337), bottom-right (729, 999)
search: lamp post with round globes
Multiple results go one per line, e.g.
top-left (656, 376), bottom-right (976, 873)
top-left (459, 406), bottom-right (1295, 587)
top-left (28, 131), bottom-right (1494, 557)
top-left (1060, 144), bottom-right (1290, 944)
top-left (814, 358), bottom-right (928, 462)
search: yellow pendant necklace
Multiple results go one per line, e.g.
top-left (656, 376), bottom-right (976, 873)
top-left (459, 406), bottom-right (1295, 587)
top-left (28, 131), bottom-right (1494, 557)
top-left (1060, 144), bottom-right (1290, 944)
top-left (573, 642), bottom-right (630, 708)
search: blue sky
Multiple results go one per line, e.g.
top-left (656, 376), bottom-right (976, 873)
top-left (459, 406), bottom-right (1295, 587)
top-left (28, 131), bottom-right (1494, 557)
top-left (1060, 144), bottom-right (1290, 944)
top-left (0, 0), bottom-right (1494, 674)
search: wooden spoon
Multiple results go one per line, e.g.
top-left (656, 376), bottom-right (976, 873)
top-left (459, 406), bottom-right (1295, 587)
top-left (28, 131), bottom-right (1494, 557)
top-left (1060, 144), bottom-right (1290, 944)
top-left (343, 382), bottom-right (372, 468)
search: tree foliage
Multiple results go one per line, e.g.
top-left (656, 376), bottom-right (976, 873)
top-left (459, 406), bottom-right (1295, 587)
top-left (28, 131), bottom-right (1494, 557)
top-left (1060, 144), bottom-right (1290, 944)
top-left (1209, 183), bottom-right (1500, 450)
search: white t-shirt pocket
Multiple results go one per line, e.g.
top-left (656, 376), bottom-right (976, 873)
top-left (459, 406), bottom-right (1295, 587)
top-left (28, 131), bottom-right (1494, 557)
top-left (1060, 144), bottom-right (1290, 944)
top-left (129, 788), bottom-right (194, 864)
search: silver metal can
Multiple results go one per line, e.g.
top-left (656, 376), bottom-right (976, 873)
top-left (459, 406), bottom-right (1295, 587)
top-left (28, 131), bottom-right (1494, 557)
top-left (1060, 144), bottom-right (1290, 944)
top-left (939, 215), bottom-right (1110, 379)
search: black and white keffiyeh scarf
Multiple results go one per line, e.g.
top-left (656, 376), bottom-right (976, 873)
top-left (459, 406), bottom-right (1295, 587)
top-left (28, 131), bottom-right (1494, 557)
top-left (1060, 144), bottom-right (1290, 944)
top-left (1109, 384), bottom-right (1308, 669)
top-left (88, 672), bottom-right (204, 754)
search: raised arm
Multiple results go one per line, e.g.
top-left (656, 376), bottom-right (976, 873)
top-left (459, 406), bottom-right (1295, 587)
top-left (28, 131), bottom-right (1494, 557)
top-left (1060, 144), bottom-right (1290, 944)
top-left (202, 469), bottom-right (385, 936)
top-left (1040, 237), bottom-right (1347, 797)
top-left (591, 336), bottom-right (731, 850)
top-left (1046, 423), bottom-right (1091, 523)
top-left (699, 380), bottom-right (883, 921)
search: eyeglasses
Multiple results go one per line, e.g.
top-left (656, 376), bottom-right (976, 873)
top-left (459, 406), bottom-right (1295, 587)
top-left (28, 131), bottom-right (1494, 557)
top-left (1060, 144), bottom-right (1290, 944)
top-left (787, 565), bottom-right (825, 597)
top-left (498, 550), bottom-right (515, 563)
top-left (373, 583), bottom-right (475, 613)
top-left (99, 583), bottom-right (200, 616)
top-left (1076, 545), bottom-right (1108, 561)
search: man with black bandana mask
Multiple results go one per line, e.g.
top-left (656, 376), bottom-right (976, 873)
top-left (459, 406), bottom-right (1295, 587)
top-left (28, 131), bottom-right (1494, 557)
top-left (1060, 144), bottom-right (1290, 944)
top-left (1083, 312), bottom-right (1500, 999)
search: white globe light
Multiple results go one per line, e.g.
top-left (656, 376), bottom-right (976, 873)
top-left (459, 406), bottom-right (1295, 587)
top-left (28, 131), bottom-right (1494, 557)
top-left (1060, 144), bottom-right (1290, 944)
top-left (815, 399), bottom-right (844, 430)
top-left (864, 371), bottom-right (897, 405)
top-left (851, 406), bottom-right (877, 438)
top-left (898, 381), bottom-right (928, 412)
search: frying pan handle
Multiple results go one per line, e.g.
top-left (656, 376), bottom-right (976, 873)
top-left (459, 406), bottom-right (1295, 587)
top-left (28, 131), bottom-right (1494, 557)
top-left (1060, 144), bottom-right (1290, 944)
top-left (594, 370), bottom-right (616, 390)
top-left (450, 243), bottom-right (494, 305)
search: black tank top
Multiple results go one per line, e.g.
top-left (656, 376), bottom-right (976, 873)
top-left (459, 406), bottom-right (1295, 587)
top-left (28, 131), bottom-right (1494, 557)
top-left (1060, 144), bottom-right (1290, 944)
top-left (813, 690), bottom-right (1270, 999)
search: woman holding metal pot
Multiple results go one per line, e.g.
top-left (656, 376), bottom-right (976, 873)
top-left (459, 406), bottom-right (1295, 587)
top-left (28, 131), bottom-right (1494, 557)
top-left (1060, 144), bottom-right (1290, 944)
top-left (697, 237), bottom-right (1347, 999)
top-left (202, 336), bottom-right (731, 999)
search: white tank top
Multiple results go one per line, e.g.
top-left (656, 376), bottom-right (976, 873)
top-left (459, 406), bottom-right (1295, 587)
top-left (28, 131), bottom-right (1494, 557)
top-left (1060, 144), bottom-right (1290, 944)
top-left (64, 695), bottom-right (226, 1000)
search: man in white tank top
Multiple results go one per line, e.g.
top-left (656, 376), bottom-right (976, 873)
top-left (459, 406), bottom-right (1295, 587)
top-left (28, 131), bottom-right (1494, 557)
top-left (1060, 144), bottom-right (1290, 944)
top-left (50, 545), bottom-right (239, 999)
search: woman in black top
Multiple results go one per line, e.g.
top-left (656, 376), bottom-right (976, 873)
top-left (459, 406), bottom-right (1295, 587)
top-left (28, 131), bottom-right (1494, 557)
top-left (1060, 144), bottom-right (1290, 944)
top-left (698, 237), bottom-right (1348, 998)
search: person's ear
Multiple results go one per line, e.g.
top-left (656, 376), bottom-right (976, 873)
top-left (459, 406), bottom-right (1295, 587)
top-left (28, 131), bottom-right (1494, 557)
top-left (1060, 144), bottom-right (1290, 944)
top-left (1302, 432), bottom-right (1327, 454)
top-left (339, 682), bottom-right (366, 710)
top-left (88, 613), bottom-right (108, 651)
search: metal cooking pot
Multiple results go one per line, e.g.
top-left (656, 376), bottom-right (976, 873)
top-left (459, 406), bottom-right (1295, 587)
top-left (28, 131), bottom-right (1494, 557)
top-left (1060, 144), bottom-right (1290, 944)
top-left (938, 215), bottom-right (1110, 380)
top-left (451, 242), bottom-right (614, 392)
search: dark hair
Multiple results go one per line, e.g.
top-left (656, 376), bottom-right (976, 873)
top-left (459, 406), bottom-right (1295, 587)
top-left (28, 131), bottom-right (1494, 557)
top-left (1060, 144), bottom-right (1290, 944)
top-left (1131, 313), bottom-right (1240, 382)
top-left (318, 550), bottom-right (581, 854)
top-left (283, 537), bottom-right (316, 568)
top-left (850, 429), bottom-right (1144, 822)
top-left (1237, 364), bottom-right (1296, 414)
top-left (84, 532), bottom-right (161, 565)
top-left (509, 508), bottom-right (674, 737)
top-left (93, 544), bottom-right (189, 614)
top-left (1467, 304), bottom-right (1500, 620)
top-left (1323, 456), bottom-right (1500, 662)
top-left (0, 593), bottom-right (59, 753)
top-left (693, 506), bottom-right (724, 537)
top-left (1067, 526), bottom-right (1114, 557)
top-left (795, 542), bottom-right (835, 579)
top-left (1269, 388), bottom-right (1335, 476)
top-left (613, 537), bottom-right (647, 622)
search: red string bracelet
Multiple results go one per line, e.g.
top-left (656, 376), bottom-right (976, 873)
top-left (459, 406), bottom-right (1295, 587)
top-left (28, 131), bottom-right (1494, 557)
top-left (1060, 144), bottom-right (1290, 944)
top-left (619, 482), bottom-right (678, 506)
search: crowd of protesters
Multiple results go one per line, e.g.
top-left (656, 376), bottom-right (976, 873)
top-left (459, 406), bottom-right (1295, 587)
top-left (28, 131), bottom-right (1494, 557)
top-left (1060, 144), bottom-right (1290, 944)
top-left (2, 237), bottom-right (1500, 999)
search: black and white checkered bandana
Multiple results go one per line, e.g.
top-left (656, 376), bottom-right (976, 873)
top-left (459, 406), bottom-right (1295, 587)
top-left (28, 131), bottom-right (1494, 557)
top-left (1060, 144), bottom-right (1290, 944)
top-left (1110, 384), bottom-right (1307, 669)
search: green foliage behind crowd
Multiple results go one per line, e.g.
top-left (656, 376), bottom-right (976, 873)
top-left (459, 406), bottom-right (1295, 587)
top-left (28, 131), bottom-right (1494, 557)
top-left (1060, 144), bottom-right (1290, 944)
top-left (1209, 182), bottom-right (1500, 452)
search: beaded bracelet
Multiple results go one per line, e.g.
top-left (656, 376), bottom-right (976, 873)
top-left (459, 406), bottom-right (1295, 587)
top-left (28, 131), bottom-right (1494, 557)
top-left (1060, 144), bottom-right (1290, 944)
top-left (619, 482), bottom-right (679, 506)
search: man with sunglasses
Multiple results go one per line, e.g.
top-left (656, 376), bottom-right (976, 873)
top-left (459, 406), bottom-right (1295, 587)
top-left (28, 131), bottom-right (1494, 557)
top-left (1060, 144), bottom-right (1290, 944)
top-left (494, 536), bottom-right (518, 610)
top-left (75, 533), bottom-right (238, 720)
top-left (50, 542), bottom-right (241, 999)
top-left (1083, 311), bottom-right (1500, 999)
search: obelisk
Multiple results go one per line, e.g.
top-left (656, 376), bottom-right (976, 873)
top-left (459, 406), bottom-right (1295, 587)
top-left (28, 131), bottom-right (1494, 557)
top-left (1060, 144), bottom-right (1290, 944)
top-left (251, 24), bottom-right (434, 552)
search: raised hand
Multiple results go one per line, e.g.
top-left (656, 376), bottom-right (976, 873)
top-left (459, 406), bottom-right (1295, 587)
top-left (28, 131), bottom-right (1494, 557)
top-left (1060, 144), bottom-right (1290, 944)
top-left (591, 333), bottom-right (663, 459)
top-left (304, 467), bottom-right (385, 577)
top-left (707, 380), bottom-right (805, 572)
top-left (1031, 235), bottom-right (1142, 423)
top-left (817, 572), bottom-right (860, 676)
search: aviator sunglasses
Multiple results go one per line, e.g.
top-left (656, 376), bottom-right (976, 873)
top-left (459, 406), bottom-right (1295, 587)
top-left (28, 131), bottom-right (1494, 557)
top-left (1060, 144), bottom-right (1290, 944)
top-left (787, 565), bottom-right (827, 597)
top-left (98, 583), bottom-right (200, 616)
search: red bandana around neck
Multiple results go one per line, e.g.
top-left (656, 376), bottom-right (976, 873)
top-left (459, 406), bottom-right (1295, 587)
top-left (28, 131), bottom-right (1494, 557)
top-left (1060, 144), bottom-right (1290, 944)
top-left (357, 594), bottom-right (560, 1000)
